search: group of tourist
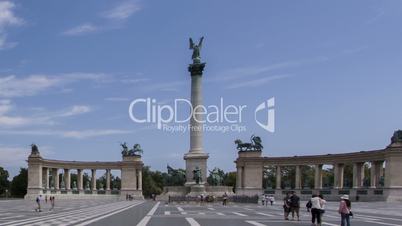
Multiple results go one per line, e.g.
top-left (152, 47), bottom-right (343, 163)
top-left (261, 194), bottom-right (275, 206)
top-left (277, 192), bottom-right (352, 226)
top-left (35, 195), bottom-right (55, 212)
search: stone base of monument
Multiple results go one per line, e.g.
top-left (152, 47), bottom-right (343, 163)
top-left (161, 185), bottom-right (234, 201)
top-left (187, 184), bottom-right (206, 196)
top-left (120, 190), bottom-right (144, 200)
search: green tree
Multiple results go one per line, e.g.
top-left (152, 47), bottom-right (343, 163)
top-left (0, 167), bottom-right (10, 196)
top-left (10, 168), bottom-right (27, 197)
top-left (142, 166), bottom-right (163, 198)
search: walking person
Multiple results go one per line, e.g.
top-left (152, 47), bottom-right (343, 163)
top-left (269, 195), bottom-right (275, 206)
top-left (338, 195), bottom-right (352, 226)
top-left (222, 192), bottom-right (228, 206)
top-left (261, 194), bottom-right (265, 206)
top-left (290, 191), bottom-right (300, 221)
top-left (283, 193), bottom-right (291, 220)
top-left (310, 194), bottom-right (322, 226)
top-left (35, 195), bottom-right (42, 212)
top-left (49, 196), bottom-right (55, 211)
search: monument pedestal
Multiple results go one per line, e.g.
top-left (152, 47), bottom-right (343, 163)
top-left (184, 152), bottom-right (209, 186)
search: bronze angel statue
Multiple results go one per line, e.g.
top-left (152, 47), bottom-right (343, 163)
top-left (189, 37), bottom-right (204, 62)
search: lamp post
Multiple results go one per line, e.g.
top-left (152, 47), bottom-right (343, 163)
top-left (5, 189), bottom-right (8, 199)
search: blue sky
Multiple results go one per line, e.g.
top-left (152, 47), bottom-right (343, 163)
top-left (1, 0), bottom-right (402, 177)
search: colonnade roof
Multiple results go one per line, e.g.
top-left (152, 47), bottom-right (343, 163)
top-left (32, 158), bottom-right (143, 170)
top-left (237, 148), bottom-right (388, 166)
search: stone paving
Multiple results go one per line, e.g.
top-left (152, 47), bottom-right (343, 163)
top-left (1, 199), bottom-right (402, 226)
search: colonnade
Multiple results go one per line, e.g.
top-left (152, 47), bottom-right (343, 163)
top-left (26, 151), bottom-right (144, 200)
top-left (235, 132), bottom-right (402, 201)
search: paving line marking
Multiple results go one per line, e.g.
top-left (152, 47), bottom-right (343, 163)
top-left (357, 214), bottom-right (402, 222)
top-left (198, 212), bottom-right (205, 215)
top-left (244, 208), bottom-right (253, 211)
top-left (256, 212), bottom-right (274, 217)
top-left (164, 211), bottom-right (170, 215)
top-left (185, 217), bottom-right (201, 226)
top-left (363, 220), bottom-right (402, 226)
top-left (207, 207), bottom-right (215, 211)
top-left (216, 212), bottom-right (225, 216)
top-left (75, 201), bottom-right (144, 226)
top-left (0, 215), bottom-right (24, 220)
top-left (181, 212), bottom-right (188, 215)
top-left (136, 201), bottom-right (160, 226)
top-left (3, 201), bottom-right (132, 226)
top-left (177, 207), bottom-right (184, 211)
top-left (233, 212), bottom-right (247, 216)
top-left (245, 221), bottom-right (266, 226)
top-left (322, 223), bottom-right (338, 226)
top-left (7, 202), bottom-right (135, 226)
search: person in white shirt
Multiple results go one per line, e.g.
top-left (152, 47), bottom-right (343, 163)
top-left (310, 194), bottom-right (322, 226)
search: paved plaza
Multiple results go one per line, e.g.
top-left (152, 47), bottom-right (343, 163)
top-left (1, 199), bottom-right (402, 226)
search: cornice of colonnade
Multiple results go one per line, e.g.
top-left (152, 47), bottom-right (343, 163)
top-left (27, 157), bottom-right (143, 170)
top-left (235, 148), bottom-right (392, 167)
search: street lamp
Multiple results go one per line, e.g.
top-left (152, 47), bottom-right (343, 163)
top-left (5, 189), bottom-right (8, 199)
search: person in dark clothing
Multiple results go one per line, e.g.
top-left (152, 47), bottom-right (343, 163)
top-left (290, 192), bottom-right (300, 221)
top-left (283, 193), bottom-right (291, 220)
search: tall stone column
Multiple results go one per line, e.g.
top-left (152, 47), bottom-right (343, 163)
top-left (370, 162), bottom-right (377, 188)
top-left (53, 168), bottom-right (59, 190)
top-left (236, 166), bottom-right (243, 189)
top-left (276, 165), bottom-right (282, 189)
top-left (314, 164), bottom-right (323, 189)
top-left (64, 169), bottom-right (71, 191)
top-left (106, 169), bottom-right (111, 191)
top-left (295, 165), bottom-right (301, 189)
top-left (43, 167), bottom-right (49, 190)
top-left (91, 169), bottom-right (97, 191)
top-left (77, 169), bottom-right (83, 191)
top-left (184, 57), bottom-right (209, 185)
top-left (375, 161), bottom-right (383, 187)
top-left (334, 163), bottom-right (344, 189)
top-left (352, 162), bottom-right (364, 188)
top-left (137, 169), bottom-right (142, 191)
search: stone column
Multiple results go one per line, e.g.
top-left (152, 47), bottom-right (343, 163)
top-left (137, 169), bottom-right (142, 191)
top-left (77, 169), bottom-right (83, 191)
top-left (43, 167), bottom-right (50, 190)
top-left (91, 169), bottom-right (97, 191)
top-left (53, 168), bottom-right (59, 190)
top-left (106, 169), bottom-right (111, 191)
top-left (314, 164), bottom-right (323, 189)
top-left (370, 162), bottom-right (377, 188)
top-left (334, 163), bottom-right (344, 189)
top-left (236, 166), bottom-right (243, 189)
top-left (352, 163), bottom-right (364, 188)
top-left (276, 165), bottom-right (281, 189)
top-left (295, 165), bottom-right (301, 189)
top-left (26, 154), bottom-right (43, 199)
top-left (184, 60), bottom-right (209, 185)
top-left (375, 161), bottom-right (384, 187)
top-left (64, 169), bottom-right (71, 191)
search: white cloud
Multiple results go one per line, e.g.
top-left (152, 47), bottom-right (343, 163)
top-left (103, 1), bottom-right (141, 20)
top-left (61, 129), bottom-right (131, 139)
top-left (58, 105), bottom-right (92, 117)
top-left (0, 129), bottom-right (133, 139)
top-left (0, 73), bottom-right (108, 98)
top-left (62, 23), bottom-right (98, 36)
top-left (105, 97), bottom-right (130, 102)
top-left (0, 1), bottom-right (23, 49)
top-left (209, 56), bottom-right (328, 83)
top-left (0, 145), bottom-right (54, 167)
top-left (225, 74), bottom-right (292, 89)
top-left (0, 100), bottom-right (92, 128)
